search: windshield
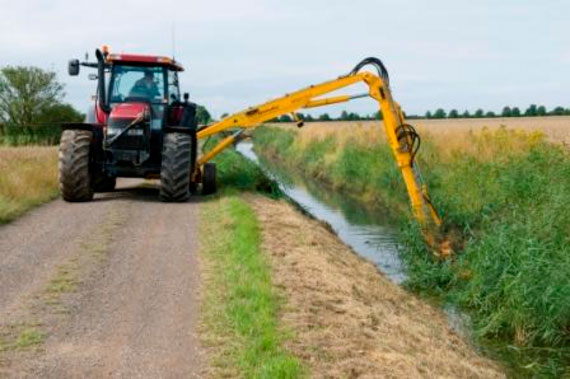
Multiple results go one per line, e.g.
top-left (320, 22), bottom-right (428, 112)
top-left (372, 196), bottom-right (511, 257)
top-left (110, 65), bottom-right (165, 103)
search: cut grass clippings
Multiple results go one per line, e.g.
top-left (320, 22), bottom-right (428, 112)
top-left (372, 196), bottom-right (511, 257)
top-left (199, 192), bottom-right (304, 378)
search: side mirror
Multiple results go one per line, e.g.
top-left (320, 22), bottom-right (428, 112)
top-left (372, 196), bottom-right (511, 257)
top-left (183, 93), bottom-right (189, 102)
top-left (68, 59), bottom-right (80, 76)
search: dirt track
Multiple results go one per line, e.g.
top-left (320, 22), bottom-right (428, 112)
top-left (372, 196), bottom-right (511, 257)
top-left (0, 179), bottom-right (203, 378)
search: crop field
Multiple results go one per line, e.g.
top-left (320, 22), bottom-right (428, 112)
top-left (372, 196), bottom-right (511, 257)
top-left (268, 115), bottom-right (570, 147)
top-left (253, 118), bottom-right (570, 376)
top-left (0, 146), bottom-right (59, 223)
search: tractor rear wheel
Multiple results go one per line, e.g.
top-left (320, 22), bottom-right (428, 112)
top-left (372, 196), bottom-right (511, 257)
top-left (58, 129), bottom-right (94, 202)
top-left (160, 132), bottom-right (191, 202)
top-left (202, 162), bottom-right (217, 195)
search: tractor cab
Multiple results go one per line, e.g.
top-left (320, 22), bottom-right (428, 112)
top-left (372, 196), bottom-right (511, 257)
top-left (101, 54), bottom-right (189, 169)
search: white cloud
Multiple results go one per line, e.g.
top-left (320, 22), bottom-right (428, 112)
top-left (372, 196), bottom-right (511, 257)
top-left (1, 0), bottom-right (569, 117)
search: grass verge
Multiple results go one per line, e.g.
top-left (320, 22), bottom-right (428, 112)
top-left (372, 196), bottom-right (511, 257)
top-left (0, 146), bottom-right (58, 223)
top-left (253, 124), bottom-right (570, 377)
top-left (200, 192), bottom-right (304, 378)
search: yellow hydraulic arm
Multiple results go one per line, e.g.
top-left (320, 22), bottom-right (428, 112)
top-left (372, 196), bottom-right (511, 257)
top-left (196, 57), bottom-right (445, 252)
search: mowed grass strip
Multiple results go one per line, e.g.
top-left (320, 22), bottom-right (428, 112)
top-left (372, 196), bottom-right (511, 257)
top-left (0, 146), bottom-right (59, 223)
top-left (200, 193), bottom-right (304, 378)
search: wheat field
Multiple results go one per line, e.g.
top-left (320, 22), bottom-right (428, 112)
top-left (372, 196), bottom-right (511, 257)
top-left (269, 115), bottom-right (570, 147)
top-left (0, 146), bottom-right (59, 223)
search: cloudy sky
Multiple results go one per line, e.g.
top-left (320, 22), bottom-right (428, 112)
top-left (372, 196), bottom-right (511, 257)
top-left (1, 0), bottom-right (568, 118)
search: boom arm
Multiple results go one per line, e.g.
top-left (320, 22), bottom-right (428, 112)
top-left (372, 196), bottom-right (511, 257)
top-left (196, 57), bottom-right (444, 251)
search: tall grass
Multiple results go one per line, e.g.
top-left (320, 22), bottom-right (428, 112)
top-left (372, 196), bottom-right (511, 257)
top-left (0, 146), bottom-right (59, 223)
top-left (0, 125), bottom-right (61, 146)
top-left (207, 137), bottom-right (281, 196)
top-left (253, 125), bottom-right (570, 376)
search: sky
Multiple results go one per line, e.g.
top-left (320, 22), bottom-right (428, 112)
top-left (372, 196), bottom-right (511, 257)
top-left (1, 0), bottom-right (569, 118)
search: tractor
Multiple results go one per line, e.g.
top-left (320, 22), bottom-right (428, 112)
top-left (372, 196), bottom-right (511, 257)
top-left (61, 46), bottom-right (215, 202)
top-left (63, 46), bottom-right (446, 252)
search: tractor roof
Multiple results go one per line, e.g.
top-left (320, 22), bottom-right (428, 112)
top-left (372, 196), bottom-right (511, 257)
top-left (106, 53), bottom-right (184, 71)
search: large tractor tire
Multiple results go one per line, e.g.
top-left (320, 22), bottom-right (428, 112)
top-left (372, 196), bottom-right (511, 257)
top-left (160, 132), bottom-right (191, 202)
top-left (59, 129), bottom-right (94, 202)
top-left (202, 162), bottom-right (217, 195)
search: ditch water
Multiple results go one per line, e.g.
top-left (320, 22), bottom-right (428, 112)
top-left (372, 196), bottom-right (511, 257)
top-left (235, 141), bottom-right (407, 284)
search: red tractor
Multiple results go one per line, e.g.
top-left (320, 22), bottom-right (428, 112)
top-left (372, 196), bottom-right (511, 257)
top-left (61, 47), bottom-right (215, 202)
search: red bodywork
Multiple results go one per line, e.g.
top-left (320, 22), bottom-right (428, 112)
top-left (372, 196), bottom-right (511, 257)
top-left (109, 103), bottom-right (149, 120)
top-left (106, 53), bottom-right (184, 72)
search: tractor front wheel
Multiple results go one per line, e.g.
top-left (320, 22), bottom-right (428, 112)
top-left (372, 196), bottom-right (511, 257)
top-left (202, 162), bottom-right (217, 195)
top-left (58, 129), bottom-right (94, 202)
top-left (160, 132), bottom-right (191, 202)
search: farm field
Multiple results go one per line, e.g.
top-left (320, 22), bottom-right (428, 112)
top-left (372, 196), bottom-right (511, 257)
top-left (0, 146), bottom-right (59, 223)
top-left (253, 118), bottom-right (570, 376)
top-left (268, 115), bottom-right (570, 146)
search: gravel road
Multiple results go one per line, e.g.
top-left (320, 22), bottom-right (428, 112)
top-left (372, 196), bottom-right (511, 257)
top-left (0, 179), bottom-right (203, 378)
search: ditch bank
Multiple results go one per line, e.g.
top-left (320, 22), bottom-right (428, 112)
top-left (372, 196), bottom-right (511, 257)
top-left (248, 124), bottom-right (570, 377)
top-left (245, 193), bottom-right (502, 378)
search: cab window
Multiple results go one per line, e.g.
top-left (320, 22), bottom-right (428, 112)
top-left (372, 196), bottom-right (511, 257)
top-left (168, 70), bottom-right (180, 104)
top-left (110, 65), bottom-right (165, 103)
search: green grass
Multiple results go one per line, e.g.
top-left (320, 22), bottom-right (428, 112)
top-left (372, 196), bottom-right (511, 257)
top-left (200, 192), bottom-right (304, 378)
top-left (253, 125), bottom-right (570, 377)
top-left (0, 325), bottom-right (46, 352)
top-left (14, 328), bottom-right (45, 349)
top-left (206, 137), bottom-right (281, 196)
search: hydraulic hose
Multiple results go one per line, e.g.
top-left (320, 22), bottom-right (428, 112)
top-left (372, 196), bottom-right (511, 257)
top-left (349, 57), bottom-right (390, 85)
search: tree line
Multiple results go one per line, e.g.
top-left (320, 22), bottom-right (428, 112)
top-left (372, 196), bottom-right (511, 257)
top-left (0, 66), bottom-right (214, 145)
top-left (423, 105), bottom-right (570, 119)
top-left (0, 66), bottom-right (84, 145)
top-left (263, 104), bottom-right (570, 123)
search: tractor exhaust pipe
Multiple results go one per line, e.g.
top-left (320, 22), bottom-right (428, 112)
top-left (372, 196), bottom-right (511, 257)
top-left (95, 49), bottom-right (110, 114)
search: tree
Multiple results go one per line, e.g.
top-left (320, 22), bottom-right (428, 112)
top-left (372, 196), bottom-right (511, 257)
top-left (474, 109), bottom-right (484, 118)
top-left (462, 110), bottom-right (471, 118)
top-left (37, 103), bottom-right (83, 125)
top-left (537, 105), bottom-right (546, 116)
top-left (220, 112), bottom-right (229, 119)
top-left (511, 107), bottom-right (521, 117)
top-left (0, 66), bottom-right (64, 130)
top-left (485, 111), bottom-right (496, 118)
top-left (346, 112), bottom-right (360, 121)
top-left (196, 105), bottom-right (212, 125)
top-left (278, 114), bottom-right (292, 122)
top-left (501, 106), bottom-right (512, 117)
top-left (340, 110), bottom-right (349, 121)
top-left (305, 114), bottom-right (314, 122)
top-left (551, 106), bottom-right (565, 116)
top-left (318, 113), bottom-right (331, 121)
top-left (524, 104), bottom-right (537, 117)
top-left (374, 111), bottom-right (383, 120)
top-left (448, 109), bottom-right (459, 118)
top-left (433, 108), bottom-right (446, 119)
top-left (425, 111), bottom-right (432, 119)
